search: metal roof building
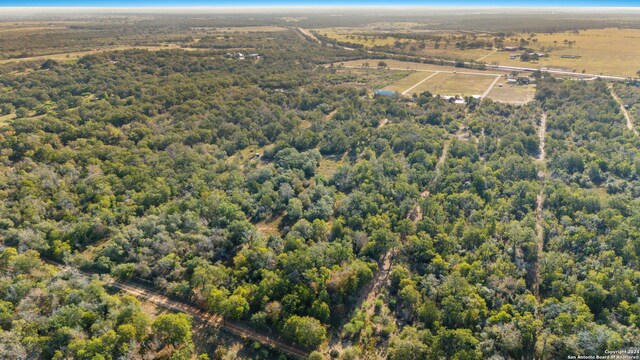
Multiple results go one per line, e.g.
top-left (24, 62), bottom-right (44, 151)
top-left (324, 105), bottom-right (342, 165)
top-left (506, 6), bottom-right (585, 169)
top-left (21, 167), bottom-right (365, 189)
top-left (374, 89), bottom-right (397, 97)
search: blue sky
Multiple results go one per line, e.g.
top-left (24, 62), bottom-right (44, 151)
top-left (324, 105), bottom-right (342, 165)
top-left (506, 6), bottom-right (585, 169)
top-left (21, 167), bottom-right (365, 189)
top-left (2, 0), bottom-right (640, 6)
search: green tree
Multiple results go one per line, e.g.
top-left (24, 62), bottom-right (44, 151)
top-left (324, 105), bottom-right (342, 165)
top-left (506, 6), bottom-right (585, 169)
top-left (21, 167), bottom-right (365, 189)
top-left (283, 316), bottom-right (326, 348)
top-left (152, 313), bottom-right (193, 347)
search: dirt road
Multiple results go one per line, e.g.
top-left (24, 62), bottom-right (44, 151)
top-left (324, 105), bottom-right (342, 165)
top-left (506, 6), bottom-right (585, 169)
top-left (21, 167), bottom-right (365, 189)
top-left (609, 86), bottom-right (638, 136)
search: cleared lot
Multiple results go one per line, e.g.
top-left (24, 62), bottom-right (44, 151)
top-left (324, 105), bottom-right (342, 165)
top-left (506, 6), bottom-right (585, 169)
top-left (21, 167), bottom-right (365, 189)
top-left (385, 71), bottom-right (437, 93)
top-left (403, 72), bottom-right (497, 97)
top-left (486, 83), bottom-right (537, 105)
top-left (335, 58), bottom-right (533, 100)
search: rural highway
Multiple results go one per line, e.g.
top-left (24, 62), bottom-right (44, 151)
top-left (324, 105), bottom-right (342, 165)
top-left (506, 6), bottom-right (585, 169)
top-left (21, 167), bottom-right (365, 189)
top-left (338, 65), bottom-right (501, 77)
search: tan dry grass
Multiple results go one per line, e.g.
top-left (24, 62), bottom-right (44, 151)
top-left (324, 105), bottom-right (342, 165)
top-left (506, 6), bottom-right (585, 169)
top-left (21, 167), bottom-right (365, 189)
top-left (483, 28), bottom-right (640, 77)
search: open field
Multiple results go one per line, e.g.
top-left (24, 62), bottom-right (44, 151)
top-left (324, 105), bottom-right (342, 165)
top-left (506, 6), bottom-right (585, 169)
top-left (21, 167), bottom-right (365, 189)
top-left (483, 28), bottom-right (640, 77)
top-left (486, 83), bottom-right (537, 104)
top-left (322, 26), bottom-right (640, 77)
top-left (385, 71), bottom-right (437, 92)
top-left (403, 72), bottom-right (498, 97)
top-left (336, 58), bottom-right (506, 97)
top-left (317, 157), bottom-right (346, 178)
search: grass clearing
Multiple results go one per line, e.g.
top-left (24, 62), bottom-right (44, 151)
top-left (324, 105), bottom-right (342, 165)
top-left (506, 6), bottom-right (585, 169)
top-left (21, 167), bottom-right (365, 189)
top-left (330, 68), bottom-right (410, 90)
top-left (387, 71), bottom-right (497, 97)
top-left (487, 83), bottom-right (537, 105)
top-left (409, 72), bottom-right (496, 97)
top-left (256, 215), bottom-right (284, 236)
top-left (385, 71), bottom-right (437, 92)
top-left (318, 157), bottom-right (345, 178)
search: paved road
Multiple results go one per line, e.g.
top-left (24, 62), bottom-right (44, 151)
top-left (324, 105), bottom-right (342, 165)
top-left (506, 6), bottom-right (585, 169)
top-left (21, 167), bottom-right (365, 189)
top-left (339, 64), bottom-right (501, 77)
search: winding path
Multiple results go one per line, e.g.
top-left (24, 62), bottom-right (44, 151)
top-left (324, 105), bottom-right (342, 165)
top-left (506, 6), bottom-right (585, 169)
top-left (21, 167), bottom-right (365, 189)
top-left (609, 86), bottom-right (638, 136)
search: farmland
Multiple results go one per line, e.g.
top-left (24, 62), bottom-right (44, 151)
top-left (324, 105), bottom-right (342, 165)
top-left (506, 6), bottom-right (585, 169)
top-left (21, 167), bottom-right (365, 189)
top-left (482, 28), bottom-right (640, 77)
top-left (315, 27), bottom-right (494, 61)
top-left (322, 26), bottom-right (640, 78)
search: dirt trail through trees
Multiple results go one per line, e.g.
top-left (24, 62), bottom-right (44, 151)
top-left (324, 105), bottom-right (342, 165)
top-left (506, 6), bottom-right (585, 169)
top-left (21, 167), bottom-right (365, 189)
top-left (45, 262), bottom-right (309, 359)
top-left (532, 113), bottom-right (547, 299)
top-left (108, 280), bottom-right (309, 358)
top-left (609, 86), bottom-right (638, 136)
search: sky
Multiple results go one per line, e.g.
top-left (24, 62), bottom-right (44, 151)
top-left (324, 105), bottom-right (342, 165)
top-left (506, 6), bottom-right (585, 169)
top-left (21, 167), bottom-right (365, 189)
top-left (1, 0), bottom-right (640, 7)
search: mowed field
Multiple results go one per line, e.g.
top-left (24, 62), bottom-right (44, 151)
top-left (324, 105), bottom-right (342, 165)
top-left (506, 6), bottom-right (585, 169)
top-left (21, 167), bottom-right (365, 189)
top-left (335, 58), bottom-right (535, 101)
top-left (385, 71), bottom-right (437, 93)
top-left (483, 28), bottom-right (640, 77)
top-left (336, 59), bottom-right (502, 97)
top-left (486, 83), bottom-right (537, 105)
top-left (404, 72), bottom-right (497, 97)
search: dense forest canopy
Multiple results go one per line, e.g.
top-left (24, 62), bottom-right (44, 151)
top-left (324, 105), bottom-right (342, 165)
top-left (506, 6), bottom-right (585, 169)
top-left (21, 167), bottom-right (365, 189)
top-left (0, 17), bottom-right (639, 360)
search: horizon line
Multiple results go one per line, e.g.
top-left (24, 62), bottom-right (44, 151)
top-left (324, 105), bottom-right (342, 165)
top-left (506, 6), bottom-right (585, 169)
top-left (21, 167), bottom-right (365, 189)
top-left (2, 5), bottom-right (640, 8)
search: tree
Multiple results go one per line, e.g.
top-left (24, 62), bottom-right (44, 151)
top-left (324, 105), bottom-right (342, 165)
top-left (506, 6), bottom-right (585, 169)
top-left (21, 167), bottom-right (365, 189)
top-left (221, 294), bottom-right (249, 320)
top-left (282, 316), bottom-right (326, 348)
top-left (15, 107), bottom-right (29, 118)
top-left (151, 313), bottom-right (193, 347)
top-left (0, 103), bottom-right (14, 116)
